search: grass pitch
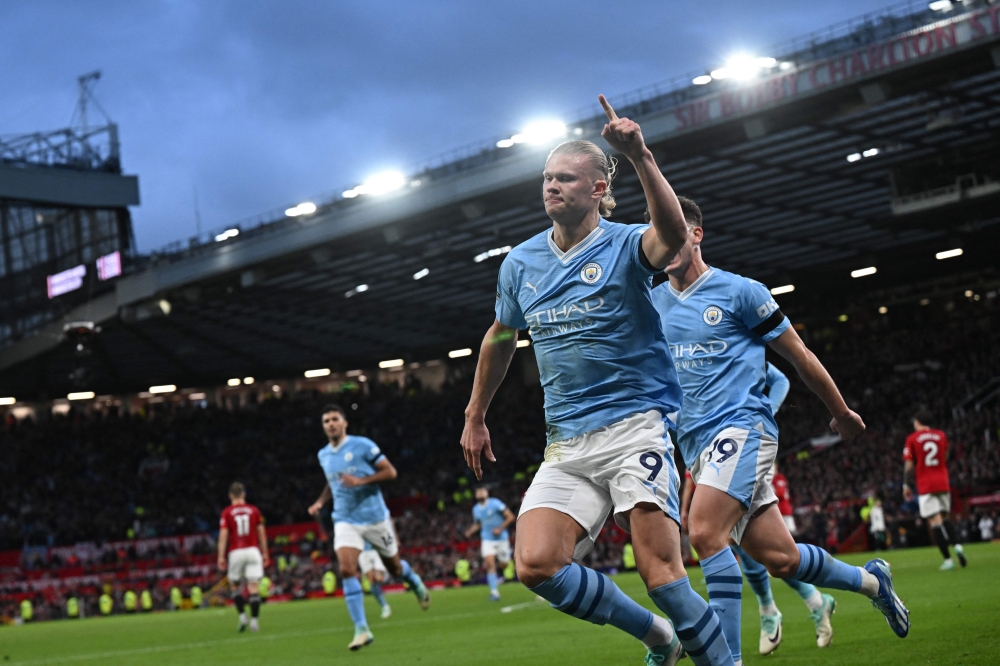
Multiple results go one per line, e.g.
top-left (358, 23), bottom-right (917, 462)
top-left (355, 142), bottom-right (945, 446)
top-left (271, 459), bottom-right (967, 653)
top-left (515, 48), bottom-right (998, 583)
top-left (3, 544), bottom-right (999, 665)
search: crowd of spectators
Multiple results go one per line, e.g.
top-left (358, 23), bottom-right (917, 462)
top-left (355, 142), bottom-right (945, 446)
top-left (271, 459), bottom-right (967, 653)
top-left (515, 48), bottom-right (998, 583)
top-left (1, 296), bottom-right (997, 623)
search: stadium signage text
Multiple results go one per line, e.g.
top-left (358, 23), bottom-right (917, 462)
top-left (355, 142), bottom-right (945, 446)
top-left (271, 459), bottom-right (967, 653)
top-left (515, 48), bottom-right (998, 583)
top-left (671, 6), bottom-right (1000, 133)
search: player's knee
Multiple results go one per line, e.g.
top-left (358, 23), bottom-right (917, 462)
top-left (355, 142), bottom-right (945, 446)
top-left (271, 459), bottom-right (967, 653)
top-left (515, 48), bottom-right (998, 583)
top-left (763, 550), bottom-right (798, 578)
top-left (688, 524), bottom-right (728, 559)
top-left (339, 563), bottom-right (359, 578)
top-left (515, 553), bottom-right (563, 589)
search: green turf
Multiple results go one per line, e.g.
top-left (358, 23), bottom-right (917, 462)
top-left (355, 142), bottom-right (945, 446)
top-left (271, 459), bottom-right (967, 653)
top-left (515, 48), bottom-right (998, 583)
top-left (2, 544), bottom-right (998, 665)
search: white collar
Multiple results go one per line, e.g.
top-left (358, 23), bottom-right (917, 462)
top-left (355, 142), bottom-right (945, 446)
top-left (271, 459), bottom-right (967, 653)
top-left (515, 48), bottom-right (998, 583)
top-left (547, 221), bottom-right (605, 265)
top-left (328, 435), bottom-right (350, 453)
top-left (669, 267), bottom-right (715, 301)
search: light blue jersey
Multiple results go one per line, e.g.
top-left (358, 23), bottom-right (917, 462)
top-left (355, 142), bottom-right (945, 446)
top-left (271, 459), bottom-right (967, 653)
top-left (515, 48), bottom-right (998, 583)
top-left (651, 267), bottom-right (790, 467)
top-left (472, 497), bottom-right (509, 542)
top-left (495, 219), bottom-right (682, 443)
top-left (317, 435), bottom-right (390, 526)
top-left (765, 362), bottom-right (790, 413)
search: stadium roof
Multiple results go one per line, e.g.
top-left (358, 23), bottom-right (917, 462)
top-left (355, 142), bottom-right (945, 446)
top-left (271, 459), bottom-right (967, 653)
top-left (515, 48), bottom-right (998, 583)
top-left (2, 0), bottom-right (1000, 398)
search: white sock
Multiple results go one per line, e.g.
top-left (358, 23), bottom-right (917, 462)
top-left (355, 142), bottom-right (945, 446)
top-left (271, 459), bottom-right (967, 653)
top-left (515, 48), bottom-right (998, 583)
top-left (239, 612), bottom-right (247, 623)
top-left (859, 568), bottom-right (880, 598)
top-left (804, 590), bottom-right (824, 612)
top-left (759, 602), bottom-right (779, 616)
top-left (641, 614), bottom-right (676, 649)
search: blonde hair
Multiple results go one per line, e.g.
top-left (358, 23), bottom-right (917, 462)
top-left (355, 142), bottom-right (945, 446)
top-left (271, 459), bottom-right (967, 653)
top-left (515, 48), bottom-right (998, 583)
top-left (547, 140), bottom-right (617, 217)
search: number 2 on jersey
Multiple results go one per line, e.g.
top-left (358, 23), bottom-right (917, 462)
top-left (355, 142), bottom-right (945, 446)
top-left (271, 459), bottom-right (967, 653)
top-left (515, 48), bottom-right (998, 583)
top-left (923, 441), bottom-right (939, 467)
top-left (234, 514), bottom-right (251, 536)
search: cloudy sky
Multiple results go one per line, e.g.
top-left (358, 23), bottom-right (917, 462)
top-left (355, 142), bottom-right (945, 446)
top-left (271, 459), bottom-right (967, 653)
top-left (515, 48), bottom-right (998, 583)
top-left (1, 0), bottom-right (903, 251)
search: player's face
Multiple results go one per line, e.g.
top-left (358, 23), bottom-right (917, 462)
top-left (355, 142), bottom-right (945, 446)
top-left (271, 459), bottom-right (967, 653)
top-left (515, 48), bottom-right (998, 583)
top-left (665, 224), bottom-right (703, 275)
top-left (322, 411), bottom-right (347, 441)
top-left (542, 154), bottom-right (606, 222)
top-left (475, 488), bottom-right (488, 503)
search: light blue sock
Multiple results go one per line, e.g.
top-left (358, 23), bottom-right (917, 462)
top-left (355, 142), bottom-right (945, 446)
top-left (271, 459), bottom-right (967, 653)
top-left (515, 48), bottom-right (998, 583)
top-left (783, 576), bottom-right (820, 602)
top-left (400, 560), bottom-right (424, 595)
top-left (371, 582), bottom-right (388, 609)
top-left (794, 543), bottom-right (862, 592)
top-left (487, 571), bottom-right (499, 593)
top-left (342, 576), bottom-right (368, 631)
top-left (733, 544), bottom-right (773, 608)
top-left (700, 548), bottom-right (743, 662)
top-left (531, 563), bottom-right (654, 640)
top-left (649, 577), bottom-right (733, 666)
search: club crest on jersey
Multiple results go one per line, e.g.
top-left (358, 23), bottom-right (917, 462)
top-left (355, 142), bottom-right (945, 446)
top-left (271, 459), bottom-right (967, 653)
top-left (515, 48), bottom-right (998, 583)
top-left (703, 305), bottom-right (723, 326)
top-left (580, 262), bottom-right (602, 284)
top-left (344, 452), bottom-right (354, 462)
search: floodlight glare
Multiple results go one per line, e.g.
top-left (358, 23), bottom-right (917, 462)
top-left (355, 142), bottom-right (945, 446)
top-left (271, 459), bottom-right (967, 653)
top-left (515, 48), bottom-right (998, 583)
top-left (342, 189), bottom-right (359, 198)
top-left (936, 248), bottom-right (963, 260)
top-left (726, 54), bottom-right (760, 80)
top-left (516, 339), bottom-right (531, 348)
top-left (227, 378), bottom-right (241, 386)
top-left (692, 75), bottom-right (713, 85)
top-left (710, 68), bottom-right (731, 80)
top-left (770, 284), bottom-right (795, 295)
top-left (756, 57), bottom-right (778, 68)
top-left (413, 268), bottom-right (430, 280)
top-left (521, 120), bottom-right (567, 144)
top-left (149, 384), bottom-right (177, 394)
top-left (68, 391), bottom-right (95, 401)
top-left (846, 153), bottom-right (862, 162)
top-left (285, 202), bottom-right (317, 217)
top-left (379, 359), bottom-right (405, 369)
top-left (214, 229), bottom-right (239, 242)
top-left (851, 266), bottom-right (877, 278)
top-left (243, 377), bottom-right (255, 385)
top-left (0, 397), bottom-right (15, 405)
top-left (448, 348), bottom-right (473, 358)
top-left (360, 171), bottom-right (406, 195)
top-left (304, 368), bottom-right (331, 378)
top-left (862, 148), bottom-right (880, 157)
top-left (929, 0), bottom-right (953, 10)
top-left (496, 138), bottom-right (515, 148)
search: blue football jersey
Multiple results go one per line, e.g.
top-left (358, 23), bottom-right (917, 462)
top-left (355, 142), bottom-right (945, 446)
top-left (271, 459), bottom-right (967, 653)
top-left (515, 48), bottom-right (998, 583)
top-left (651, 267), bottom-right (790, 467)
top-left (765, 362), bottom-right (790, 413)
top-left (495, 219), bottom-right (682, 443)
top-left (317, 435), bottom-right (390, 526)
top-left (472, 497), bottom-right (509, 541)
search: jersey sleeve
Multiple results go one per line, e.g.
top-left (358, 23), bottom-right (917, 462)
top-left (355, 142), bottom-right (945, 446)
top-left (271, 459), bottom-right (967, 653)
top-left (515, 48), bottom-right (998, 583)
top-left (365, 440), bottom-right (386, 465)
top-left (495, 255), bottom-right (528, 329)
top-left (736, 278), bottom-right (789, 341)
top-left (765, 362), bottom-right (791, 412)
top-left (902, 436), bottom-right (913, 462)
top-left (219, 510), bottom-right (228, 530)
top-left (494, 498), bottom-right (508, 512)
top-left (625, 224), bottom-right (660, 279)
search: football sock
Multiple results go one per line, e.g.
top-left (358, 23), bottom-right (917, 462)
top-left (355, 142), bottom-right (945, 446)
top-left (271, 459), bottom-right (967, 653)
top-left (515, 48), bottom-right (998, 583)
top-left (794, 544), bottom-right (877, 595)
top-left (701, 548), bottom-right (743, 662)
top-left (371, 582), bottom-right (388, 609)
top-left (487, 571), bottom-right (499, 594)
top-left (782, 577), bottom-right (822, 610)
top-left (932, 526), bottom-right (951, 559)
top-left (531, 563), bottom-right (654, 641)
top-left (649, 577), bottom-right (733, 666)
top-left (343, 576), bottom-right (368, 631)
top-left (400, 560), bottom-right (424, 595)
top-left (732, 544), bottom-right (775, 613)
top-left (233, 593), bottom-right (246, 614)
top-left (249, 594), bottom-right (260, 618)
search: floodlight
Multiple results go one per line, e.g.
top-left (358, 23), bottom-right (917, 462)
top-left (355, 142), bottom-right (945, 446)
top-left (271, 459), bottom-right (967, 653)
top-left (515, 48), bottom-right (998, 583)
top-left (936, 248), bottom-right (963, 260)
top-left (379, 359), bottom-right (405, 369)
top-left (149, 385), bottom-right (176, 394)
top-left (770, 285), bottom-right (795, 295)
top-left (413, 268), bottom-right (430, 280)
top-left (851, 267), bottom-right (877, 278)
top-left (0, 397), bottom-right (15, 405)
top-left (304, 368), bottom-right (331, 378)
top-left (68, 391), bottom-right (95, 400)
top-left (448, 348), bottom-right (473, 358)
top-left (692, 75), bottom-right (712, 85)
top-left (227, 378), bottom-right (241, 386)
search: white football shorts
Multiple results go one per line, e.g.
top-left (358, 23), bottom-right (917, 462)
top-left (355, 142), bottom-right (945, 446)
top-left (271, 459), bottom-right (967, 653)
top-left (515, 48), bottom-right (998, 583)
top-left (334, 518), bottom-right (399, 558)
top-left (918, 492), bottom-right (951, 519)
top-left (519, 409), bottom-right (680, 561)
top-left (227, 546), bottom-right (264, 584)
top-left (358, 549), bottom-right (388, 576)
top-left (481, 539), bottom-right (512, 563)
top-left (690, 425), bottom-right (778, 545)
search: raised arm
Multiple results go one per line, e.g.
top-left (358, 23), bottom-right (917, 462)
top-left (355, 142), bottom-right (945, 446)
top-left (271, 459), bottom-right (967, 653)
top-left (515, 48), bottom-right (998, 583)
top-left (767, 326), bottom-right (865, 440)
top-left (461, 319), bottom-right (519, 479)
top-left (599, 95), bottom-right (687, 269)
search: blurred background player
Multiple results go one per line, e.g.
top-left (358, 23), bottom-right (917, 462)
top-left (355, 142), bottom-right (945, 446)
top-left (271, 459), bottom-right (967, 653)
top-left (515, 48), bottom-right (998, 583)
top-left (903, 410), bottom-right (967, 570)
top-left (462, 97), bottom-right (733, 666)
top-left (654, 197), bottom-right (909, 663)
top-left (358, 542), bottom-right (392, 619)
top-left (464, 486), bottom-right (515, 601)
top-left (217, 482), bottom-right (269, 632)
top-left (308, 404), bottom-right (429, 652)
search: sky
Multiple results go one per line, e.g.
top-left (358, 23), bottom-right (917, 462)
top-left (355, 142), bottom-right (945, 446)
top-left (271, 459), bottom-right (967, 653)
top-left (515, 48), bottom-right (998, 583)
top-left (1, 0), bottom-right (905, 252)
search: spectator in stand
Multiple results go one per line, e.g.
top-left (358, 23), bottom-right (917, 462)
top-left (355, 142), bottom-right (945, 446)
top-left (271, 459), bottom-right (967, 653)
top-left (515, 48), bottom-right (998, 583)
top-left (978, 513), bottom-right (995, 542)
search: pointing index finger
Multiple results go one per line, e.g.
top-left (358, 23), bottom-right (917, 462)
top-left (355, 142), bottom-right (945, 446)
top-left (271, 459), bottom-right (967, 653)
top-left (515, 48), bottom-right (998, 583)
top-left (598, 94), bottom-right (618, 122)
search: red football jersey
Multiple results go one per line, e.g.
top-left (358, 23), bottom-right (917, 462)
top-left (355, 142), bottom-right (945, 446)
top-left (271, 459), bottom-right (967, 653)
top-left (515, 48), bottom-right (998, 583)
top-left (219, 503), bottom-right (263, 551)
top-left (772, 472), bottom-right (793, 516)
top-left (903, 429), bottom-right (951, 495)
